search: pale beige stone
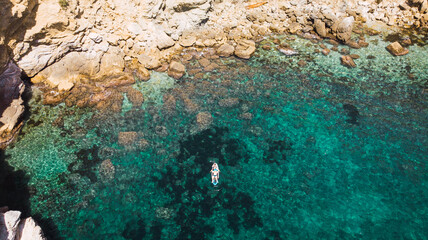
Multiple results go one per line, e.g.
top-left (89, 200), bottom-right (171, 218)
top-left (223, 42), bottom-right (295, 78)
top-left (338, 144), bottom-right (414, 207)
top-left (216, 43), bottom-right (234, 57)
top-left (16, 217), bottom-right (46, 240)
top-left (168, 61), bottom-right (186, 79)
top-left (234, 39), bottom-right (256, 59)
top-left (386, 41), bottom-right (409, 56)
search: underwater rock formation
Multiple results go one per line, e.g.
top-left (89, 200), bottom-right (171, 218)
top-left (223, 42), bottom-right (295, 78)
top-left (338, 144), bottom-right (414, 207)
top-left (386, 41), bottom-right (410, 56)
top-left (340, 55), bottom-right (357, 68)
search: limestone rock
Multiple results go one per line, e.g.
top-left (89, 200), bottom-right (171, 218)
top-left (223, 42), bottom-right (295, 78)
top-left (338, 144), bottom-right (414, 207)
top-left (138, 54), bottom-right (161, 70)
top-left (166, 0), bottom-right (211, 34)
top-left (336, 17), bottom-right (354, 42)
top-left (127, 22), bottom-right (143, 36)
top-left (169, 0), bottom-right (209, 12)
top-left (179, 35), bottom-right (197, 47)
top-left (168, 61), bottom-right (186, 79)
top-left (314, 19), bottom-right (327, 37)
top-left (16, 217), bottom-right (46, 240)
top-left (0, 210), bottom-right (45, 240)
top-left (421, 0), bottom-right (427, 13)
top-left (216, 43), bottom-right (234, 57)
top-left (118, 132), bottom-right (138, 146)
top-left (340, 55), bottom-right (356, 67)
top-left (33, 51), bottom-right (103, 91)
top-left (203, 38), bottom-right (217, 47)
top-left (277, 47), bottom-right (299, 56)
top-left (2, 210), bottom-right (21, 240)
top-left (321, 9), bottom-right (338, 27)
top-left (20, 0), bottom-right (67, 42)
top-left (322, 48), bottom-right (330, 55)
top-left (98, 47), bottom-right (125, 76)
top-left (234, 39), bottom-right (256, 59)
top-left (386, 42), bottom-right (409, 56)
top-left (88, 32), bottom-right (103, 43)
top-left (156, 31), bottom-right (176, 50)
top-left (138, 66), bottom-right (151, 81)
top-left (0, 62), bottom-right (25, 149)
top-left (17, 45), bottom-right (56, 77)
top-left (288, 22), bottom-right (302, 34)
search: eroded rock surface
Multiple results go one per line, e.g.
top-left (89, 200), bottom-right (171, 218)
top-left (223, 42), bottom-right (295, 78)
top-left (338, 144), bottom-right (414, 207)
top-left (0, 61), bottom-right (25, 149)
top-left (0, 209), bottom-right (46, 240)
top-left (0, 0), bottom-right (424, 94)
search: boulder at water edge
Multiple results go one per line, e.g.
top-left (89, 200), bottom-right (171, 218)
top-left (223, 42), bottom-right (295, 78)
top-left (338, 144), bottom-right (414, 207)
top-left (234, 40), bottom-right (256, 59)
top-left (0, 61), bottom-right (25, 149)
top-left (168, 61), bottom-right (186, 79)
top-left (386, 42), bottom-right (409, 56)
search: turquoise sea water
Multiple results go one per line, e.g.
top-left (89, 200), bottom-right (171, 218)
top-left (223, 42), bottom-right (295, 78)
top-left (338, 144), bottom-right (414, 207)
top-left (1, 34), bottom-right (428, 239)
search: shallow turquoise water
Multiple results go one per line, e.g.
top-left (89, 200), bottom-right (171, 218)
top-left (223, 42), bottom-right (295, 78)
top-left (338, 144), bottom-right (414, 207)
top-left (2, 35), bottom-right (428, 239)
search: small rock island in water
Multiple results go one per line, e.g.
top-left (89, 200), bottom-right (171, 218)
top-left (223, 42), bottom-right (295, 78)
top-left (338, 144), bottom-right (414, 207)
top-left (0, 0), bottom-right (427, 239)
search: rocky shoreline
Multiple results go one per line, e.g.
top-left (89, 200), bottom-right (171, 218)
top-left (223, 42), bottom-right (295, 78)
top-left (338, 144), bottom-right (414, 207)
top-left (0, 207), bottom-right (45, 240)
top-left (1, 0), bottom-right (427, 146)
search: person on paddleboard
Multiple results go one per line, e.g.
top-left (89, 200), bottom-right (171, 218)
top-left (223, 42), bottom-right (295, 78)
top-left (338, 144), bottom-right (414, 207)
top-left (210, 162), bottom-right (220, 185)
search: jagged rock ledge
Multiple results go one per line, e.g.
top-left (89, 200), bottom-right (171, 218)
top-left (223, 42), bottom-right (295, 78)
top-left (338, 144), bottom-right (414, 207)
top-left (0, 207), bottom-right (46, 240)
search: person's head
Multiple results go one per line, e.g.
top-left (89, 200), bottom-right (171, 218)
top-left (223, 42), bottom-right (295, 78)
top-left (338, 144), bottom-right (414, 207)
top-left (212, 163), bottom-right (218, 168)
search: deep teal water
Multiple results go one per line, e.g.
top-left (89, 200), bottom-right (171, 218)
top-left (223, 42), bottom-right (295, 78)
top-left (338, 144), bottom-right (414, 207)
top-left (3, 35), bottom-right (428, 239)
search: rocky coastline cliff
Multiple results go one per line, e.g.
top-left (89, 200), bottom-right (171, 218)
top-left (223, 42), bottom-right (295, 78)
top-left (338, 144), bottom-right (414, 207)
top-left (0, 207), bottom-right (45, 240)
top-left (0, 0), bottom-right (427, 238)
